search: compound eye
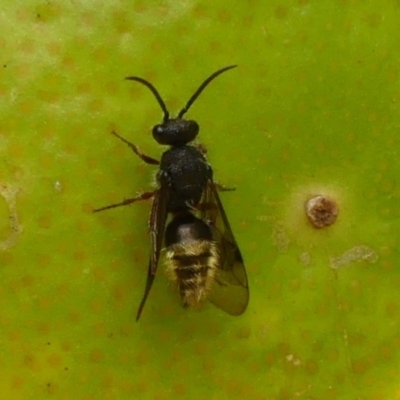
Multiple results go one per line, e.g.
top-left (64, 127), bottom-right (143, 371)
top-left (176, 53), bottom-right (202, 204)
top-left (185, 120), bottom-right (199, 141)
top-left (152, 124), bottom-right (164, 143)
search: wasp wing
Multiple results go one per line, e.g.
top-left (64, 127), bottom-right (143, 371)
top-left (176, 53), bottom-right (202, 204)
top-left (201, 180), bottom-right (249, 315)
top-left (136, 172), bottom-right (169, 321)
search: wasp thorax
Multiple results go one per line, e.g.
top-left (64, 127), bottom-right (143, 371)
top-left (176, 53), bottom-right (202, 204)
top-left (152, 119), bottom-right (199, 146)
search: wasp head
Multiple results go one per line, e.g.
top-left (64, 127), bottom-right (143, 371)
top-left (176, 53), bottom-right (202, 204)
top-left (125, 65), bottom-right (236, 147)
top-left (152, 118), bottom-right (199, 146)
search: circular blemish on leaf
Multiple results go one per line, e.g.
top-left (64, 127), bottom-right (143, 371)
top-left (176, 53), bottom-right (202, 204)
top-left (305, 195), bottom-right (338, 229)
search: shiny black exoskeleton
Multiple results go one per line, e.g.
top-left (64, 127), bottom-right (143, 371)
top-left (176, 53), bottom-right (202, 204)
top-left (159, 145), bottom-right (211, 212)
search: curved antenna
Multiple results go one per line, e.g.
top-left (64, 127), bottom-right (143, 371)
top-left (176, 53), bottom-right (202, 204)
top-left (178, 65), bottom-right (237, 119)
top-left (125, 76), bottom-right (170, 122)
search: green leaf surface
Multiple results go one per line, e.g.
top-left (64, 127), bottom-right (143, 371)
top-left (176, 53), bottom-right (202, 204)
top-left (1, 1), bottom-right (399, 399)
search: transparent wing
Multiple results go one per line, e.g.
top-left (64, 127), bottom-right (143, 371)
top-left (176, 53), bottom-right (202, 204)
top-left (201, 180), bottom-right (249, 315)
top-left (136, 173), bottom-right (169, 321)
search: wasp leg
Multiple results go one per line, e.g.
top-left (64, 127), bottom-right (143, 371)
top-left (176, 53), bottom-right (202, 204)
top-left (111, 131), bottom-right (160, 165)
top-left (93, 191), bottom-right (155, 212)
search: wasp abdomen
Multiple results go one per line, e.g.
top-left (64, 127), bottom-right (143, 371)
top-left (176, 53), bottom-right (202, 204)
top-left (166, 240), bottom-right (218, 308)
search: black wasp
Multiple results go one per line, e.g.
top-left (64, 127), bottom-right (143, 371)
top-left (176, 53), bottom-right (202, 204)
top-left (94, 65), bottom-right (249, 320)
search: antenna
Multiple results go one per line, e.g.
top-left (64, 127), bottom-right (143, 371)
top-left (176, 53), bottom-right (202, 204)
top-left (125, 65), bottom-right (237, 122)
top-left (178, 65), bottom-right (237, 118)
top-left (125, 76), bottom-right (170, 122)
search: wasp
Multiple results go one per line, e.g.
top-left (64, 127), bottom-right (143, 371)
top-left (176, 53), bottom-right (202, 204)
top-left (94, 65), bottom-right (249, 320)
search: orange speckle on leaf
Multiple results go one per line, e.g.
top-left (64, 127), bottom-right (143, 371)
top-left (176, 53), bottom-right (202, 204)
top-left (19, 38), bottom-right (35, 53)
top-left (20, 274), bottom-right (34, 287)
top-left (305, 359), bottom-right (319, 375)
top-left (277, 342), bottom-right (291, 355)
top-left (89, 300), bottom-right (103, 313)
top-left (11, 375), bottom-right (25, 389)
top-left (275, 5), bottom-right (288, 19)
top-left (236, 326), bottom-right (251, 340)
top-left (194, 342), bottom-right (209, 355)
top-left (38, 253), bottom-right (51, 268)
top-left (93, 322), bottom-right (106, 337)
top-left (102, 371), bottom-right (114, 389)
top-left (217, 9), bottom-right (231, 23)
top-left (23, 353), bottom-right (38, 370)
top-left (8, 330), bottom-right (21, 342)
top-left (89, 348), bottom-right (104, 363)
top-left (36, 321), bottom-right (51, 335)
top-left (113, 284), bottom-right (128, 302)
top-left (122, 233), bottom-right (135, 245)
top-left (379, 344), bottom-right (393, 361)
top-left (92, 267), bottom-right (106, 281)
top-left (47, 353), bottom-right (62, 368)
top-left (61, 341), bottom-right (72, 352)
top-left (158, 329), bottom-right (171, 343)
top-left (172, 382), bottom-right (187, 396)
top-left (119, 322), bottom-right (134, 337)
top-left (8, 142), bottom-right (26, 159)
top-left (134, 380), bottom-right (148, 394)
top-left (68, 311), bottom-right (81, 324)
top-left (38, 296), bottom-right (52, 309)
top-left (37, 214), bottom-right (52, 229)
top-left (264, 351), bottom-right (277, 367)
top-left (351, 359), bottom-right (369, 374)
top-left (73, 250), bottom-right (86, 262)
top-left (381, 260), bottom-right (394, 271)
top-left (202, 358), bottom-right (215, 372)
top-left (135, 349), bottom-right (149, 365)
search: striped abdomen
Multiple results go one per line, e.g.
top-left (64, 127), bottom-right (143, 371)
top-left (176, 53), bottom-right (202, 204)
top-left (165, 240), bottom-right (218, 308)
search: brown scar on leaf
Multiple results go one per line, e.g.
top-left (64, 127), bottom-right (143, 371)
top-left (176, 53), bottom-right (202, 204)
top-left (305, 195), bottom-right (338, 229)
